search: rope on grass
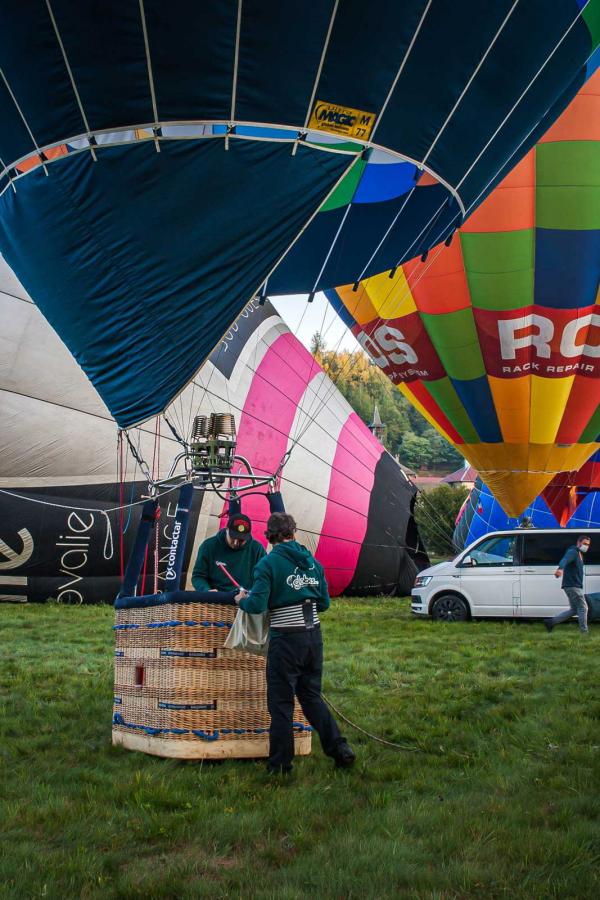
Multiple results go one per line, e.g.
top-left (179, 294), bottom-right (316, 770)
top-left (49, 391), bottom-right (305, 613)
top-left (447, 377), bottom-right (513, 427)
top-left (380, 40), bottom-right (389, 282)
top-left (322, 692), bottom-right (425, 753)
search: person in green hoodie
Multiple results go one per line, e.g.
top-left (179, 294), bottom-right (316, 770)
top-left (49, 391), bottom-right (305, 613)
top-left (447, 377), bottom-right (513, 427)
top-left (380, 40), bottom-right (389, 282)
top-left (191, 513), bottom-right (266, 593)
top-left (235, 511), bottom-right (355, 775)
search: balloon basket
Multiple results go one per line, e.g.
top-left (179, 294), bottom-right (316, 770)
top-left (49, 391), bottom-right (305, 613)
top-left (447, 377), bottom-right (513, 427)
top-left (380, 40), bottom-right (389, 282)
top-left (112, 592), bottom-right (312, 759)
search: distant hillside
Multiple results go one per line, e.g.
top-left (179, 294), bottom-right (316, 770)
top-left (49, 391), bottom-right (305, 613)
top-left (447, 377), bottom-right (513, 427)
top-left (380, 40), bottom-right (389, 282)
top-left (311, 333), bottom-right (463, 473)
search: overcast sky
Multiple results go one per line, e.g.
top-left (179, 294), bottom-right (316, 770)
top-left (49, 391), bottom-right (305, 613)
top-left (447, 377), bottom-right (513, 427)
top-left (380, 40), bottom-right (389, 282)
top-left (270, 292), bottom-right (361, 355)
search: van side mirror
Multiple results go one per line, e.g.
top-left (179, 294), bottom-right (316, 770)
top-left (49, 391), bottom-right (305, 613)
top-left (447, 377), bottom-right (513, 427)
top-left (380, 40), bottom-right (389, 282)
top-left (461, 555), bottom-right (473, 567)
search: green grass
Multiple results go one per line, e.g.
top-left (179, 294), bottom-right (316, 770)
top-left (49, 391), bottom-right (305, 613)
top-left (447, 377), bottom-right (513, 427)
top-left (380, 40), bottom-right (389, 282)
top-left (1, 600), bottom-right (599, 899)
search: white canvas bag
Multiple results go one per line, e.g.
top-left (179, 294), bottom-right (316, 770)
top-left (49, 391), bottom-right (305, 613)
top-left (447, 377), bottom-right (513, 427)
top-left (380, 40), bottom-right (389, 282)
top-left (224, 608), bottom-right (269, 656)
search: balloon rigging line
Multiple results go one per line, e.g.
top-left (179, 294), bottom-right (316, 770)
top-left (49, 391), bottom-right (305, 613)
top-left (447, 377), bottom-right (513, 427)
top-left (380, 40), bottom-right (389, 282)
top-left (229, 0), bottom-right (244, 128)
top-left (172, 314), bottom-right (385, 486)
top-left (414, 490), bottom-right (461, 548)
top-left (2, 0), bottom-right (590, 204)
top-left (0, 154), bottom-right (15, 193)
top-left (355, 185), bottom-right (419, 286)
top-left (248, 153), bottom-right (362, 307)
top-left (190, 376), bottom-right (386, 505)
top-left (0, 483), bottom-right (182, 514)
top-left (45, 0), bottom-right (97, 161)
top-left (157, 211), bottom-right (448, 502)
top-left (163, 357), bottom-right (386, 513)
top-left (411, 485), bottom-right (459, 546)
top-left (203, 505), bottom-right (420, 556)
top-left (287, 70), bottom-right (566, 463)
top-left (156, 142), bottom-right (356, 437)
top-left (202, 353), bottom-right (381, 483)
top-left (118, 431), bottom-right (125, 577)
top-left (290, 287), bottom-right (345, 446)
top-left (369, 0), bottom-right (433, 145)
top-left (423, 0), bottom-right (520, 169)
top-left (382, 8), bottom-right (593, 277)
top-left (122, 428), bottom-right (155, 484)
top-left (302, 0), bottom-right (340, 132)
top-left (455, 0), bottom-right (591, 198)
top-left (121, 461), bottom-right (139, 535)
top-left (290, 233), bottom-right (378, 444)
top-left (288, 233), bottom-right (451, 458)
top-left (291, 144), bottom-right (365, 444)
top-left (138, 0), bottom-right (161, 152)
top-left (323, 0), bottom-right (520, 302)
top-left (0, 67), bottom-right (48, 176)
top-left (310, 203), bottom-right (352, 295)
top-left (353, 0), bottom-right (523, 283)
top-left (287, 185), bottom-right (464, 446)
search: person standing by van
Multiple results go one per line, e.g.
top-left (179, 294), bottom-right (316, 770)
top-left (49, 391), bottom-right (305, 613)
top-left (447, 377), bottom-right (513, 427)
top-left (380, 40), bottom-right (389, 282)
top-left (545, 535), bottom-right (591, 634)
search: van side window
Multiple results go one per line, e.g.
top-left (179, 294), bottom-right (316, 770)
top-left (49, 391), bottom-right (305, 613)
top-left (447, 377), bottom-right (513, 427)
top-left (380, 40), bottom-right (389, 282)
top-left (470, 536), bottom-right (516, 567)
top-left (522, 533), bottom-right (574, 565)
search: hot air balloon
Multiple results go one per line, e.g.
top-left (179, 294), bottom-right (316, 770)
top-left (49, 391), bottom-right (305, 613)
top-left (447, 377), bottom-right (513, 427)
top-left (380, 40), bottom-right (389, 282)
top-left (539, 449), bottom-right (600, 524)
top-left (326, 70), bottom-right (600, 517)
top-left (454, 466), bottom-right (600, 549)
top-left (0, 1), bottom-right (598, 435)
top-left (0, 256), bottom-right (427, 604)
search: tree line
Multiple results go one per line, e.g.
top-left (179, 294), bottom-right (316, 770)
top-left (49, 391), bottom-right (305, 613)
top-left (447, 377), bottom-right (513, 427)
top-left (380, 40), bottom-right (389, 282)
top-left (311, 332), bottom-right (463, 473)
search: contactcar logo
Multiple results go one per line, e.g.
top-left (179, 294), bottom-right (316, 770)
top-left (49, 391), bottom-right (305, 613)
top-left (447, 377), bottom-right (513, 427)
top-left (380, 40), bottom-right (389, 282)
top-left (309, 100), bottom-right (376, 140)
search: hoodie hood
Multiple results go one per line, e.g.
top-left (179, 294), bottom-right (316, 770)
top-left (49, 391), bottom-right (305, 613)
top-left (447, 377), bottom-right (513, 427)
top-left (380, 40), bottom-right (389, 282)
top-left (273, 541), bottom-right (314, 571)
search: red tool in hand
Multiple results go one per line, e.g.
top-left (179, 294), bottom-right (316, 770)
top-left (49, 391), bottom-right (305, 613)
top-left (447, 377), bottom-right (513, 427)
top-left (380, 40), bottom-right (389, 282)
top-left (215, 560), bottom-right (246, 592)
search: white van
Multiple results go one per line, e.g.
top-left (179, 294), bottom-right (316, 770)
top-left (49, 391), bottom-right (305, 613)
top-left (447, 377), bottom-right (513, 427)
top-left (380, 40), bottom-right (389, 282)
top-left (411, 528), bottom-right (600, 621)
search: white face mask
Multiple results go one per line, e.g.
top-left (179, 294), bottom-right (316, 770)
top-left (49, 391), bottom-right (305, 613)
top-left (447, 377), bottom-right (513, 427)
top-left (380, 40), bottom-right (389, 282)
top-left (579, 544), bottom-right (590, 553)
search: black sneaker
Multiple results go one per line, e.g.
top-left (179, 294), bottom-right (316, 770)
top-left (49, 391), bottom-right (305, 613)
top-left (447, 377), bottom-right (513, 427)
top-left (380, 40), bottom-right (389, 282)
top-left (544, 619), bottom-right (554, 633)
top-left (333, 740), bottom-right (356, 768)
top-left (266, 765), bottom-right (292, 777)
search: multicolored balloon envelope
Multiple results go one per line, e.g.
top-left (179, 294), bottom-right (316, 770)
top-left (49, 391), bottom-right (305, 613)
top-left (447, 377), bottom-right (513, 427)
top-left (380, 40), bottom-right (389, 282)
top-left (0, 257), bottom-right (428, 603)
top-left (0, 2), bottom-right (597, 429)
top-left (454, 462), bottom-right (600, 550)
top-left (542, 449), bottom-right (600, 524)
top-left (327, 72), bottom-right (600, 517)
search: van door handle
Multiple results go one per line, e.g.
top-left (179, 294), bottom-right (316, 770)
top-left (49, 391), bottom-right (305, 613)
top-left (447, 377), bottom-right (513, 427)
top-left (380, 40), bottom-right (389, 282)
top-left (523, 568), bottom-right (536, 573)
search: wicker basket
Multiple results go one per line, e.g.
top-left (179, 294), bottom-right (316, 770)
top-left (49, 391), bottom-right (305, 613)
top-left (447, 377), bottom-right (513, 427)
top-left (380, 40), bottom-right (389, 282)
top-left (112, 595), bottom-right (312, 759)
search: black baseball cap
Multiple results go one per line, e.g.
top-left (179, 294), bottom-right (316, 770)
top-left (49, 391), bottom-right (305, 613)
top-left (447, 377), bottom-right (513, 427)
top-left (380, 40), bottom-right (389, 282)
top-left (227, 513), bottom-right (252, 542)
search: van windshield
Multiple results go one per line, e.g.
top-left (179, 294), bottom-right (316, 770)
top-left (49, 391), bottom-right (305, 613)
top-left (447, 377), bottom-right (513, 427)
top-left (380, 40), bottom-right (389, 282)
top-left (469, 536), bottom-right (516, 567)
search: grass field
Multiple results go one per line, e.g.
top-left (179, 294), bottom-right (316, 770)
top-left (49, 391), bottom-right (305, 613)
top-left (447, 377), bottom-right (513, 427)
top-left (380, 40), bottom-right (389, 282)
top-left (1, 600), bottom-right (599, 899)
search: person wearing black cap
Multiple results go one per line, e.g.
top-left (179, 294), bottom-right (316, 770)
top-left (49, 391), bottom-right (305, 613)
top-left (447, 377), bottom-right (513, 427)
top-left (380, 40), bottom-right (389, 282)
top-left (191, 513), bottom-right (266, 593)
top-left (235, 512), bottom-right (355, 775)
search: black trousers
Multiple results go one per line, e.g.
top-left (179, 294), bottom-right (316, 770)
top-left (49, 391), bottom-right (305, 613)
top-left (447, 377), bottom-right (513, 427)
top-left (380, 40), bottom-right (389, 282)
top-left (266, 628), bottom-right (342, 771)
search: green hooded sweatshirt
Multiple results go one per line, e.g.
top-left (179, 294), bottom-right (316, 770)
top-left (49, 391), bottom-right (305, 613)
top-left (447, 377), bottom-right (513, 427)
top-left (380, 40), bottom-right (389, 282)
top-left (191, 529), bottom-right (266, 592)
top-left (239, 541), bottom-right (330, 615)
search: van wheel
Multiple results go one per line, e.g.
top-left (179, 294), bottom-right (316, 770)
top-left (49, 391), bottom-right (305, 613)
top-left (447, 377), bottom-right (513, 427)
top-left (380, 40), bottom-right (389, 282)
top-left (431, 594), bottom-right (469, 622)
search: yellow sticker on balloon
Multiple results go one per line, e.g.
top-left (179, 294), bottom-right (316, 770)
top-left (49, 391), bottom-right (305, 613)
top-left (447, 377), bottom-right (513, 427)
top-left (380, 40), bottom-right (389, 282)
top-left (308, 101), bottom-right (376, 140)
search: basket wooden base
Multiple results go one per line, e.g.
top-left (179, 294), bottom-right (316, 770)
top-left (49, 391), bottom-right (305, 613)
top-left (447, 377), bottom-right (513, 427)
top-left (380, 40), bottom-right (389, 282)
top-left (112, 728), bottom-right (312, 760)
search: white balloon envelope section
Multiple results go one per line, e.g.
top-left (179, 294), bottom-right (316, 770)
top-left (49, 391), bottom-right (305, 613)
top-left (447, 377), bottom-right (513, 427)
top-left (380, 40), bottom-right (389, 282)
top-left (0, 258), bottom-right (428, 602)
